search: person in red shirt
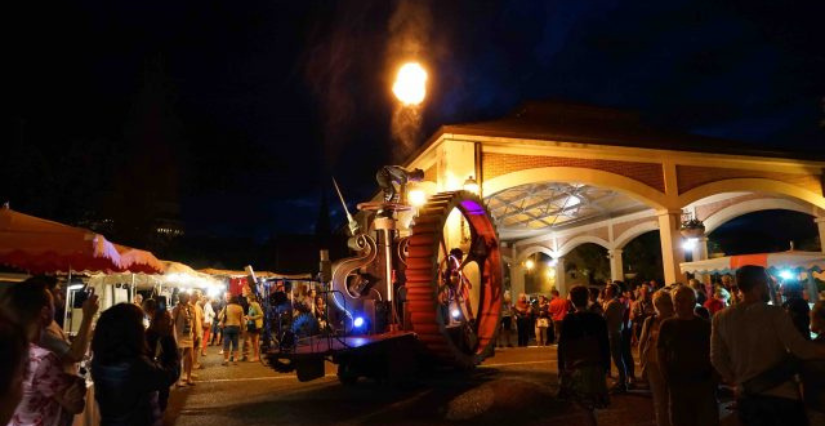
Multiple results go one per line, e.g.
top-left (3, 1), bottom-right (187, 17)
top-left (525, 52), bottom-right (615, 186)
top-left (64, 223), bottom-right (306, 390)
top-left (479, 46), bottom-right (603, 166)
top-left (704, 286), bottom-right (730, 316)
top-left (549, 289), bottom-right (571, 343)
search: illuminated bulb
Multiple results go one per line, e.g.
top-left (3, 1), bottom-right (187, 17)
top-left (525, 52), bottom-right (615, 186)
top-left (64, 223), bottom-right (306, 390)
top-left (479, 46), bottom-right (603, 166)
top-left (779, 270), bottom-right (794, 280)
top-left (451, 309), bottom-right (461, 319)
top-left (408, 189), bottom-right (427, 207)
top-left (681, 238), bottom-right (698, 251)
top-left (463, 176), bottom-right (480, 195)
top-left (525, 259), bottom-right (535, 270)
top-left (353, 317), bottom-right (365, 328)
top-left (392, 62), bottom-right (427, 106)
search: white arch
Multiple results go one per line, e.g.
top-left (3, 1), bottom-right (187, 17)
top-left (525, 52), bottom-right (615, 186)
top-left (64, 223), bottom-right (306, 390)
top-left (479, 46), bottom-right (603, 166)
top-left (703, 198), bottom-right (815, 234)
top-left (613, 220), bottom-right (660, 249)
top-left (679, 179), bottom-right (825, 211)
top-left (516, 244), bottom-right (556, 262)
top-left (557, 235), bottom-right (611, 257)
top-left (483, 167), bottom-right (667, 209)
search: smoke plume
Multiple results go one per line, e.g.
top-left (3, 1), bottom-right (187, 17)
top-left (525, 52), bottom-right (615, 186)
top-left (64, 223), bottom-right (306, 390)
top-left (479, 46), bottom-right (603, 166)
top-left (387, 0), bottom-right (432, 163)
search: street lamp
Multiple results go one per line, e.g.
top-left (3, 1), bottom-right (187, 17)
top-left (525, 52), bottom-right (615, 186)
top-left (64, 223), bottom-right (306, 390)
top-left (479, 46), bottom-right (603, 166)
top-left (463, 176), bottom-right (480, 195)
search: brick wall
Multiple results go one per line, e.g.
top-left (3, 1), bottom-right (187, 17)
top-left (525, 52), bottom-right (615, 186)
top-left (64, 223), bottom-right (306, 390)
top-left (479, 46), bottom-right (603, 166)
top-left (676, 165), bottom-right (822, 195)
top-left (612, 216), bottom-right (657, 240)
top-left (694, 193), bottom-right (770, 221)
top-left (482, 152), bottom-right (666, 192)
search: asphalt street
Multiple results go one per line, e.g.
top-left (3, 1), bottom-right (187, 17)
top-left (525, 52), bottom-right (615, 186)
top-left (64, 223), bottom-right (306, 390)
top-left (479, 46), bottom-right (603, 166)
top-left (164, 345), bottom-right (737, 426)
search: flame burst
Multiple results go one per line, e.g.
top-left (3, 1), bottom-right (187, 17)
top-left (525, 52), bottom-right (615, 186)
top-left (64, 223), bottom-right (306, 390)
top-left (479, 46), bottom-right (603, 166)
top-left (392, 62), bottom-right (427, 106)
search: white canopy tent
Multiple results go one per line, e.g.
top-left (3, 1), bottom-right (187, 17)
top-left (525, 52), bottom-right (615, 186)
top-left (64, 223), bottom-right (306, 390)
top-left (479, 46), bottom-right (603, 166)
top-left (87, 260), bottom-right (226, 311)
top-left (680, 251), bottom-right (825, 302)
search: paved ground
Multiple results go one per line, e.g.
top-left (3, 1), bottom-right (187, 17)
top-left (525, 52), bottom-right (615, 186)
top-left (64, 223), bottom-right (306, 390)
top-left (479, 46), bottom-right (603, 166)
top-left (164, 344), bottom-right (738, 426)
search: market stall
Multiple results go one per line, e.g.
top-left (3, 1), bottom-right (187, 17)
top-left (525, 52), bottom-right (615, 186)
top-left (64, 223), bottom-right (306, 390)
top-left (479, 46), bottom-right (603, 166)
top-left (680, 250), bottom-right (825, 303)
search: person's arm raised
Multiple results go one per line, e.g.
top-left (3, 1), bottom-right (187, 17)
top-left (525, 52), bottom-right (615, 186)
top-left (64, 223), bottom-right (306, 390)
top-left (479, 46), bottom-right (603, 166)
top-left (64, 294), bottom-right (99, 363)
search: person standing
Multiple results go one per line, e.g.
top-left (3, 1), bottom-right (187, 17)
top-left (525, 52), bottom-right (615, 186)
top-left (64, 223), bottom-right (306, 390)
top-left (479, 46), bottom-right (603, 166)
top-left (704, 286), bottom-right (729, 317)
top-left (782, 281), bottom-right (811, 340)
top-left (711, 265), bottom-right (825, 426)
top-left (142, 299), bottom-right (177, 413)
top-left (549, 289), bottom-right (570, 344)
top-left (603, 283), bottom-right (628, 392)
top-left (557, 285), bottom-right (610, 426)
top-left (618, 282), bottom-right (636, 386)
top-left (689, 279), bottom-right (707, 307)
top-left (588, 287), bottom-right (604, 315)
top-left (221, 295), bottom-right (245, 366)
top-left (244, 295), bottom-right (263, 362)
top-left (499, 292), bottom-right (515, 348)
top-left (631, 285), bottom-right (655, 342)
top-left (534, 295), bottom-right (551, 346)
top-left (201, 296), bottom-right (215, 357)
top-left (657, 286), bottom-right (718, 426)
top-left (172, 293), bottom-right (195, 386)
top-left (804, 301), bottom-right (825, 425)
top-left (639, 290), bottom-right (675, 426)
top-left (514, 293), bottom-right (532, 347)
top-left (210, 296), bottom-right (225, 347)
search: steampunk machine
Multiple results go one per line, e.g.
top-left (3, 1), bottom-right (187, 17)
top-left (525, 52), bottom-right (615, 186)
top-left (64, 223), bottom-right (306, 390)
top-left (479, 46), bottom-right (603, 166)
top-left (262, 166), bottom-right (503, 384)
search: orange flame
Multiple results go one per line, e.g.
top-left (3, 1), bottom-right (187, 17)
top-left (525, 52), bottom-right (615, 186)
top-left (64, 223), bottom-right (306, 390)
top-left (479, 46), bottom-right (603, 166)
top-left (392, 62), bottom-right (427, 106)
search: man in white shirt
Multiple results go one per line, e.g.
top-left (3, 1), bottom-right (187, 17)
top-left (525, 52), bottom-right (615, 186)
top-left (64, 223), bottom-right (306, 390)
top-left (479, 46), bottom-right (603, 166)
top-left (711, 265), bottom-right (825, 426)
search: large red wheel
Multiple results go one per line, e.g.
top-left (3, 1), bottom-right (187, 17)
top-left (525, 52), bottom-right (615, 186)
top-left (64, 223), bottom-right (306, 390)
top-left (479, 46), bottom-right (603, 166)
top-left (405, 191), bottom-right (503, 369)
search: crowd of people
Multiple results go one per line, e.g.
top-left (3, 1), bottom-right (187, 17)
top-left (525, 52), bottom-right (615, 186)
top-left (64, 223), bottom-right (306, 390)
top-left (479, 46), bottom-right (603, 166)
top-left (2, 268), bottom-right (824, 426)
top-left (0, 278), bottom-right (269, 426)
top-left (549, 266), bottom-right (825, 426)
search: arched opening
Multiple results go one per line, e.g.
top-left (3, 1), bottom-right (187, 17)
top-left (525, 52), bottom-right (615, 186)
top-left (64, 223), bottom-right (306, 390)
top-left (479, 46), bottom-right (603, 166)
top-left (708, 210), bottom-right (820, 256)
top-left (521, 252), bottom-right (557, 295)
top-left (563, 243), bottom-right (609, 287)
top-left (622, 230), bottom-right (664, 285)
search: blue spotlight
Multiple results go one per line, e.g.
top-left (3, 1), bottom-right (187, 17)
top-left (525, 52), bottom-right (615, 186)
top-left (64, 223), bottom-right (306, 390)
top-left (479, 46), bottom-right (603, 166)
top-left (353, 316), bottom-right (365, 328)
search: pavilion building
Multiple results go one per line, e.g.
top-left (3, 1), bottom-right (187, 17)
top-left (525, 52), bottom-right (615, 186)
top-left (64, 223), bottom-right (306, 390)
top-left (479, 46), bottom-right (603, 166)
top-left (402, 101), bottom-right (825, 296)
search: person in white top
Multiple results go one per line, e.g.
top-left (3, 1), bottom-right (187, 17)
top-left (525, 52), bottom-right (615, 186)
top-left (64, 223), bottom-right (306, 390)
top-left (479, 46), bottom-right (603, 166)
top-left (711, 265), bottom-right (825, 426)
top-left (200, 296), bottom-right (215, 357)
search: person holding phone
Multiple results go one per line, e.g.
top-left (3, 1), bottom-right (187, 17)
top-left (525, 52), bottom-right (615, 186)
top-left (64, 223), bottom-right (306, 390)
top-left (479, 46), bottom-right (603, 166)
top-left (41, 279), bottom-right (99, 372)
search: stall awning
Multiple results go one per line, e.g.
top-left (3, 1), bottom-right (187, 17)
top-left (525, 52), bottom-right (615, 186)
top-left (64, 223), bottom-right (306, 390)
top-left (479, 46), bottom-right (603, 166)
top-left (0, 205), bottom-right (124, 274)
top-left (680, 251), bottom-right (825, 275)
top-left (0, 205), bottom-right (164, 274)
top-left (198, 268), bottom-right (312, 280)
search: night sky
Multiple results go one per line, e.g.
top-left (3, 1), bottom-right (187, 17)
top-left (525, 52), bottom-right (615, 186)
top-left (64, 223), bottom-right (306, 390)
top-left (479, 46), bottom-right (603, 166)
top-left (4, 0), bottom-right (825, 241)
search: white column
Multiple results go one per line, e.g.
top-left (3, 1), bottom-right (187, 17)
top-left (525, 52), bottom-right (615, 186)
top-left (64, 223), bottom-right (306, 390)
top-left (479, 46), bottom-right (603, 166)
top-left (657, 210), bottom-right (687, 285)
top-left (510, 265), bottom-right (526, 297)
top-left (816, 218), bottom-right (825, 253)
top-left (691, 237), bottom-right (709, 282)
top-left (555, 257), bottom-right (567, 296)
top-left (608, 248), bottom-right (624, 282)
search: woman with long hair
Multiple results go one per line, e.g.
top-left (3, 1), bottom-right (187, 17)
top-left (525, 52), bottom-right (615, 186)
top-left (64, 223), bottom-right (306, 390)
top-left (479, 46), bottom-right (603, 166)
top-left (91, 303), bottom-right (180, 426)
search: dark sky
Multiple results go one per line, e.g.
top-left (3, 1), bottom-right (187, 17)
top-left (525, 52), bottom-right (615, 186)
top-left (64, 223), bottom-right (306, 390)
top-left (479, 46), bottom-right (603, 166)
top-left (5, 0), bottom-right (825, 240)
